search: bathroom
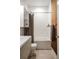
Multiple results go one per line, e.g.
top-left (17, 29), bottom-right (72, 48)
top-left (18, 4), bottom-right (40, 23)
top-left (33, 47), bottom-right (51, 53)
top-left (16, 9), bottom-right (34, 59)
top-left (20, 0), bottom-right (58, 59)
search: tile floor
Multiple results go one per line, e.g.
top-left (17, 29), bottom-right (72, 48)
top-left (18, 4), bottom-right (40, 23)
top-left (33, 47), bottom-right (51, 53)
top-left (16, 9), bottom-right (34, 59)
top-left (29, 49), bottom-right (57, 59)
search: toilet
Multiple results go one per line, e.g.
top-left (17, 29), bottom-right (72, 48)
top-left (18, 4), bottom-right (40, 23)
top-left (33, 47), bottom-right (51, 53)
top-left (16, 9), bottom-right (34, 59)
top-left (31, 43), bottom-right (37, 56)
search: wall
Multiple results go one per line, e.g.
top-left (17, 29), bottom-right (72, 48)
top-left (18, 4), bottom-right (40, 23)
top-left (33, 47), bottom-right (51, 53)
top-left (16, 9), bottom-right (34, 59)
top-left (20, 5), bottom-right (24, 35)
top-left (31, 7), bottom-right (51, 41)
top-left (20, 4), bottom-right (30, 36)
top-left (20, 5), bottom-right (24, 27)
top-left (31, 7), bottom-right (48, 12)
top-left (30, 0), bottom-right (51, 41)
top-left (48, 0), bottom-right (52, 41)
top-left (48, 0), bottom-right (51, 25)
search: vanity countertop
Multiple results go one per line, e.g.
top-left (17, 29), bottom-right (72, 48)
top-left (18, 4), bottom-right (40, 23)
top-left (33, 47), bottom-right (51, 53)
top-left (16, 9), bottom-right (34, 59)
top-left (20, 36), bottom-right (31, 48)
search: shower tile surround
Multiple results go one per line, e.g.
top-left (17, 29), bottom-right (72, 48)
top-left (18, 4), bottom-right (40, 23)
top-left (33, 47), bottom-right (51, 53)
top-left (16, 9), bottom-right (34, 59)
top-left (20, 27), bottom-right (24, 35)
top-left (20, 27), bottom-right (30, 36)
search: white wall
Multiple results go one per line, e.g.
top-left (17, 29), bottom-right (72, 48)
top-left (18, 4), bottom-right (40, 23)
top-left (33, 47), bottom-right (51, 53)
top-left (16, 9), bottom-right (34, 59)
top-left (30, 7), bottom-right (48, 12)
top-left (20, 4), bottom-right (29, 35)
top-left (32, 6), bottom-right (51, 41)
top-left (20, 4), bottom-right (30, 27)
top-left (20, 5), bottom-right (24, 27)
top-left (48, 0), bottom-right (52, 25)
top-left (48, 0), bottom-right (52, 40)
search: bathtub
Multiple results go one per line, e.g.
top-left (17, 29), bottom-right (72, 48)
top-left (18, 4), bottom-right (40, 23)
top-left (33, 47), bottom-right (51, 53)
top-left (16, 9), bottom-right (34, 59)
top-left (34, 37), bottom-right (51, 50)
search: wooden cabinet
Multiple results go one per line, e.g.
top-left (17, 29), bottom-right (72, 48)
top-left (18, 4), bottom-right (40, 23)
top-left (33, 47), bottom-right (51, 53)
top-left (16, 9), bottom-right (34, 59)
top-left (20, 37), bottom-right (31, 59)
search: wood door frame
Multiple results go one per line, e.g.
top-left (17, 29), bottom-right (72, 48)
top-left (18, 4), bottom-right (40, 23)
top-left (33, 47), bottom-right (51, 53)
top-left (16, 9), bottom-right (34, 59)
top-left (51, 0), bottom-right (59, 56)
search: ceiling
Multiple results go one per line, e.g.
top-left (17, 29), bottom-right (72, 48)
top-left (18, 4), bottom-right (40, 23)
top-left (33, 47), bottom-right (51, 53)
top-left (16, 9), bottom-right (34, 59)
top-left (21, 0), bottom-right (50, 7)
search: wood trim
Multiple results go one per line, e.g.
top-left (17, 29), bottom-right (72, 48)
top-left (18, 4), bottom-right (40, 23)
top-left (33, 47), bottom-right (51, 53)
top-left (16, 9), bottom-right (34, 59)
top-left (51, 0), bottom-right (57, 54)
top-left (51, 0), bottom-right (57, 26)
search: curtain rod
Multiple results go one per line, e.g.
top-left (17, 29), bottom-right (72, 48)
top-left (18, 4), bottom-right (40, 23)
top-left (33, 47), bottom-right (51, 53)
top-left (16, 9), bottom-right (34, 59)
top-left (31, 12), bottom-right (55, 13)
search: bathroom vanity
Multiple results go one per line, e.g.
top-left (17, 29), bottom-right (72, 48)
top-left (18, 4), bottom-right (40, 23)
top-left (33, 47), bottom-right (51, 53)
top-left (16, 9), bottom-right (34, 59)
top-left (20, 36), bottom-right (31, 59)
